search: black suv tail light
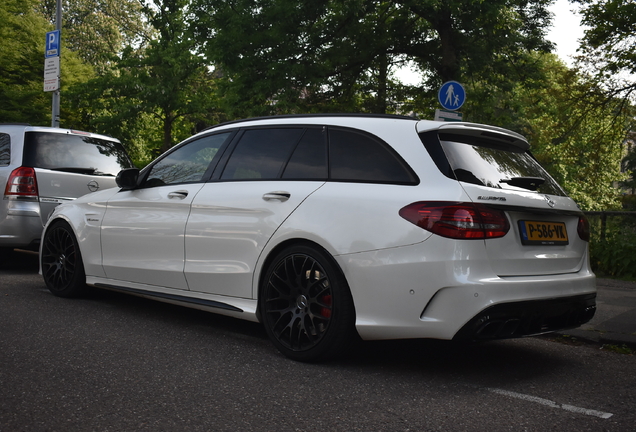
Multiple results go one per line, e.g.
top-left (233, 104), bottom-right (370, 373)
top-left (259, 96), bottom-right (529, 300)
top-left (399, 201), bottom-right (510, 240)
top-left (4, 167), bottom-right (38, 197)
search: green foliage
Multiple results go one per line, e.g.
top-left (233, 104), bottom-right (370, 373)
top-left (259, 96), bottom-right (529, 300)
top-left (66, 0), bottom-right (222, 160)
top-left (0, 0), bottom-right (96, 125)
top-left (576, 0), bottom-right (636, 78)
top-left (0, 0), bottom-right (55, 124)
top-left (589, 214), bottom-right (636, 278)
top-left (192, 0), bottom-right (554, 117)
top-left (37, 0), bottom-right (150, 73)
top-left (601, 344), bottom-right (635, 355)
top-left (465, 53), bottom-right (631, 211)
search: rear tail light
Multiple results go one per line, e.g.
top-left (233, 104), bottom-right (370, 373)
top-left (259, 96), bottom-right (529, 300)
top-left (577, 215), bottom-right (590, 242)
top-left (4, 167), bottom-right (38, 197)
top-left (399, 201), bottom-right (510, 240)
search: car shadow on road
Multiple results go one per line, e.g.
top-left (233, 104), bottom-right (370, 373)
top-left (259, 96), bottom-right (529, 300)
top-left (0, 249), bottom-right (40, 273)
top-left (87, 285), bottom-right (569, 387)
top-left (13, 247), bottom-right (572, 385)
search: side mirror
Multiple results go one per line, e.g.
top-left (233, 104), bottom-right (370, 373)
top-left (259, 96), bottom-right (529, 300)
top-left (116, 168), bottom-right (140, 190)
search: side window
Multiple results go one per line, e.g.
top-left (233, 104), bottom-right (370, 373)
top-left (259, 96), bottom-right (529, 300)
top-left (329, 128), bottom-right (417, 184)
top-left (221, 128), bottom-right (304, 180)
top-left (0, 133), bottom-right (10, 166)
top-left (282, 128), bottom-right (328, 179)
top-left (144, 132), bottom-right (231, 186)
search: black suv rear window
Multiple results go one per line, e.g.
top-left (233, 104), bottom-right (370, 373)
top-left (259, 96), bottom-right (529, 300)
top-left (23, 132), bottom-right (134, 176)
top-left (422, 131), bottom-right (565, 196)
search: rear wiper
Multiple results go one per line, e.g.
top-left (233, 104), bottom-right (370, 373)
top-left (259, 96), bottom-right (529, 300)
top-left (499, 176), bottom-right (545, 191)
top-left (49, 167), bottom-right (113, 176)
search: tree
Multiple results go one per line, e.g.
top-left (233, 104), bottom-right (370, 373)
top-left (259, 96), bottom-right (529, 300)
top-left (191, 0), bottom-right (554, 117)
top-left (37, 0), bottom-right (150, 73)
top-left (67, 0), bottom-right (221, 162)
top-left (519, 55), bottom-right (631, 210)
top-left (0, 0), bottom-right (93, 125)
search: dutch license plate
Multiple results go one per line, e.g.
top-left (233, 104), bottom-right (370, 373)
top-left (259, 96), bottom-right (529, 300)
top-left (518, 220), bottom-right (569, 245)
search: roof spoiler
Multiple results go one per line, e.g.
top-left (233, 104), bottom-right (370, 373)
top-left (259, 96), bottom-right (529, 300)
top-left (419, 122), bottom-right (530, 151)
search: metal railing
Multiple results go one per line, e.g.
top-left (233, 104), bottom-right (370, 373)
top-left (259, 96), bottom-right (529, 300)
top-left (584, 211), bottom-right (636, 240)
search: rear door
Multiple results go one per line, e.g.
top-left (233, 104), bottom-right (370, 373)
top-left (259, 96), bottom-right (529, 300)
top-left (420, 125), bottom-right (587, 277)
top-left (185, 127), bottom-right (327, 298)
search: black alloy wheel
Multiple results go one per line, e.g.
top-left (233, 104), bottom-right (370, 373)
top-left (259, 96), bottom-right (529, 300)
top-left (261, 244), bottom-right (355, 362)
top-left (41, 220), bottom-right (86, 298)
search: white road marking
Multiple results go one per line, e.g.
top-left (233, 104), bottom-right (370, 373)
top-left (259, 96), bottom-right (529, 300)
top-left (485, 387), bottom-right (614, 419)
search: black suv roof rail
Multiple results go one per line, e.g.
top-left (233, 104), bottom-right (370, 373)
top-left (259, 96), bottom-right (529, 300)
top-left (0, 123), bottom-right (31, 126)
top-left (202, 113), bottom-right (419, 132)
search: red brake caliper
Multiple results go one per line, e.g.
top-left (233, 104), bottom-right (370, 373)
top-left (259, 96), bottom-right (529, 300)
top-left (320, 295), bottom-right (332, 318)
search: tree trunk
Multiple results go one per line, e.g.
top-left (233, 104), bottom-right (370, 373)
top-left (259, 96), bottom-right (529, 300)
top-left (162, 114), bottom-right (173, 153)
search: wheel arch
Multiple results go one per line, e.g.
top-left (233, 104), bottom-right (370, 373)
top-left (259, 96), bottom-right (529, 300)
top-left (254, 238), bottom-right (353, 323)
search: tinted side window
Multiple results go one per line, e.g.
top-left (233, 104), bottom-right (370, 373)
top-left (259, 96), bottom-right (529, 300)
top-left (23, 132), bottom-right (133, 175)
top-left (221, 128), bottom-right (304, 180)
top-left (329, 128), bottom-right (417, 184)
top-left (0, 133), bottom-right (9, 166)
top-left (145, 132), bottom-right (231, 186)
top-left (282, 128), bottom-right (327, 179)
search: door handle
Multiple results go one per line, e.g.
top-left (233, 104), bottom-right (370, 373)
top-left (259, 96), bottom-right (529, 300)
top-left (263, 191), bottom-right (291, 202)
top-left (168, 190), bottom-right (189, 199)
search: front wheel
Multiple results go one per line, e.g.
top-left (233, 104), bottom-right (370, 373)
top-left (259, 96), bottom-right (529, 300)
top-left (41, 220), bottom-right (86, 298)
top-left (260, 244), bottom-right (356, 362)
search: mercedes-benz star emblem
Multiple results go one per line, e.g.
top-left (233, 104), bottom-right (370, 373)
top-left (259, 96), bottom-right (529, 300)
top-left (544, 195), bottom-right (556, 208)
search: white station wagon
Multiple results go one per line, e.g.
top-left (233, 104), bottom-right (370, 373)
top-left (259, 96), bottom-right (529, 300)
top-left (40, 114), bottom-right (596, 361)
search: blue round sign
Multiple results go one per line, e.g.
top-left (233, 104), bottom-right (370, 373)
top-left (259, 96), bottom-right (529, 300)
top-left (438, 81), bottom-right (466, 111)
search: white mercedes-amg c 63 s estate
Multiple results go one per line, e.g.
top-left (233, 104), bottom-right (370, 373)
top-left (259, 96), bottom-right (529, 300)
top-left (40, 114), bottom-right (596, 361)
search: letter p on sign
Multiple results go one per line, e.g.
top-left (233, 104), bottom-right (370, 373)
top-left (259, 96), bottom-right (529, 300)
top-left (45, 30), bottom-right (60, 58)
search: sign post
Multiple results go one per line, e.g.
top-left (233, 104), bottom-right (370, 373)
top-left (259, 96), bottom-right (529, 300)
top-left (45, 0), bottom-right (62, 127)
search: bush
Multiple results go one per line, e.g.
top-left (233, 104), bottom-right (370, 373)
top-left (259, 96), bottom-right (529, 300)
top-left (588, 213), bottom-right (636, 279)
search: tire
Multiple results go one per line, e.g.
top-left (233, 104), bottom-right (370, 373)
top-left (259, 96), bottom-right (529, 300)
top-left (41, 220), bottom-right (87, 298)
top-left (260, 244), bottom-right (356, 362)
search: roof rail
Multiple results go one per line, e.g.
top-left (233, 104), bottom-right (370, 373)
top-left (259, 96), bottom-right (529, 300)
top-left (201, 113), bottom-right (419, 132)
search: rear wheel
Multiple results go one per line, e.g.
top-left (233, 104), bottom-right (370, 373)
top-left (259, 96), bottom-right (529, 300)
top-left (260, 244), bottom-right (355, 362)
top-left (41, 220), bottom-right (86, 298)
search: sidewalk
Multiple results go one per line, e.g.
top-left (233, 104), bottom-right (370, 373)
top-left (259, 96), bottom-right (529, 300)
top-left (554, 278), bottom-right (636, 348)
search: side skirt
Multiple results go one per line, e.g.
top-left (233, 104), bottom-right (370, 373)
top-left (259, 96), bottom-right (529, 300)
top-left (86, 277), bottom-right (260, 323)
top-left (95, 283), bottom-right (243, 312)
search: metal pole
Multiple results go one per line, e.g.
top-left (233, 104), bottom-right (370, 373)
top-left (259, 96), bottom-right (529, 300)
top-left (51, 0), bottom-right (62, 127)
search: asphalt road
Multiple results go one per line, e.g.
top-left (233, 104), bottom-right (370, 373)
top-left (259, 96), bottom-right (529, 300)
top-left (1, 250), bottom-right (635, 431)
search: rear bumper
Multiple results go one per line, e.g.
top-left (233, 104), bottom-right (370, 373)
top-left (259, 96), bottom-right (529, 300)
top-left (453, 293), bottom-right (596, 341)
top-left (337, 238), bottom-right (596, 341)
top-left (0, 199), bottom-right (43, 249)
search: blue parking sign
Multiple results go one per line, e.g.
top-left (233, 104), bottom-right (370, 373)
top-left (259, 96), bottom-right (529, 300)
top-left (45, 30), bottom-right (60, 58)
top-left (438, 81), bottom-right (466, 111)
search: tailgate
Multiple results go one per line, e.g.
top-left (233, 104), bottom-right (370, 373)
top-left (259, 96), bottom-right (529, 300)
top-left (35, 168), bottom-right (118, 224)
top-left (463, 184), bottom-right (587, 276)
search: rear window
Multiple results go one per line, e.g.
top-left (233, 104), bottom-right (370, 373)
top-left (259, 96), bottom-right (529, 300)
top-left (23, 132), bottom-right (134, 176)
top-left (423, 132), bottom-right (566, 196)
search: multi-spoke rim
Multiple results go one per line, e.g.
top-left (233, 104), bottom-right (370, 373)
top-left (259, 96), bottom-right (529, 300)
top-left (41, 225), bottom-right (79, 291)
top-left (264, 253), bottom-right (333, 352)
